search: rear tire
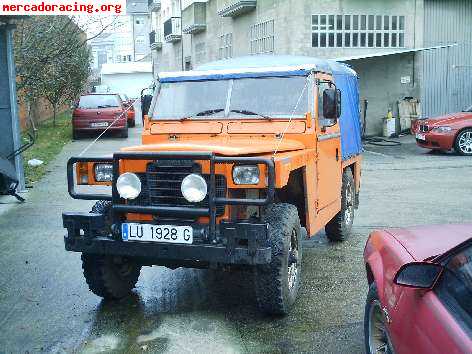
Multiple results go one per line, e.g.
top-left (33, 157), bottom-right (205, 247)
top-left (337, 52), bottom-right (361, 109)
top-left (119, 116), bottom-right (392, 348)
top-left (72, 130), bottom-right (81, 140)
top-left (454, 128), bottom-right (472, 155)
top-left (325, 168), bottom-right (355, 241)
top-left (128, 119), bottom-right (136, 128)
top-left (364, 283), bottom-right (394, 354)
top-left (82, 254), bottom-right (141, 299)
top-left (254, 203), bottom-right (303, 315)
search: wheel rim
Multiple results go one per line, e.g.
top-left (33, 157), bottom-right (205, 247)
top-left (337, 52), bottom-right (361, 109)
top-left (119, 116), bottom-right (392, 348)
top-left (344, 180), bottom-right (354, 225)
top-left (458, 131), bottom-right (472, 154)
top-left (287, 228), bottom-right (299, 291)
top-left (368, 300), bottom-right (392, 354)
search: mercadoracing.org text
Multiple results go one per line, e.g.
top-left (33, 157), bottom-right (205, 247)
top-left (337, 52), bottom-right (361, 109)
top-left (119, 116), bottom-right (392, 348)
top-left (0, 0), bottom-right (126, 15)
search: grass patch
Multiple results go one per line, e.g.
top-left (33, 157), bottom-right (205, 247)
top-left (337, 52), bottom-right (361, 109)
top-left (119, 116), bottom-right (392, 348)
top-left (22, 111), bottom-right (72, 185)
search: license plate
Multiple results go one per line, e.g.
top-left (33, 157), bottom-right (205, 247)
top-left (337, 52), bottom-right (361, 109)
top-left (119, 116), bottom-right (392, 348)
top-left (121, 223), bottom-right (193, 244)
top-left (91, 122), bottom-right (108, 128)
top-left (416, 133), bottom-right (426, 140)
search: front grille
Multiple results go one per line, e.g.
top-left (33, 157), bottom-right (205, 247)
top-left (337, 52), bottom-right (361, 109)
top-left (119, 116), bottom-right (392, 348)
top-left (130, 160), bottom-right (226, 216)
top-left (419, 124), bottom-right (429, 132)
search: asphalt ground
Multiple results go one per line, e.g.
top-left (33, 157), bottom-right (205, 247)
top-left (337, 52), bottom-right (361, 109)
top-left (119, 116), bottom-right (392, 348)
top-left (1, 123), bottom-right (471, 353)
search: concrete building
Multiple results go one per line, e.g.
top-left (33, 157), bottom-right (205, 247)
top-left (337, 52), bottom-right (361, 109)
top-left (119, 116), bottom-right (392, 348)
top-left (147, 0), bottom-right (472, 135)
top-left (90, 1), bottom-right (152, 72)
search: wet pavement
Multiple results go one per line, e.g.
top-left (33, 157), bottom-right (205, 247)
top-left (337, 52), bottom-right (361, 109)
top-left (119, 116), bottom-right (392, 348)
top-left (1, 126), bottom-right (471, 353)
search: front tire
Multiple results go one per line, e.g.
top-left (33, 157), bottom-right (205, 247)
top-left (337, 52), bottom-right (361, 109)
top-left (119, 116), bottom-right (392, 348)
top-left (454, 129), bottom-right (472, 155)
top-left (254, 203), bottom-right (303, 315)
top-left (364, 283), bottom-right (394, 354)
top-left (325, 168), bottom-right (355, 241)
top-left (82, 254), bottom-right (141, 299)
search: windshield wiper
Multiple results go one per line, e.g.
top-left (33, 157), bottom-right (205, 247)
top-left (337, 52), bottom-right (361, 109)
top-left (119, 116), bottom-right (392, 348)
top-left (230, 109), bottom-right (272, 120)
top-left (179, 108), bottom-right (225, 121)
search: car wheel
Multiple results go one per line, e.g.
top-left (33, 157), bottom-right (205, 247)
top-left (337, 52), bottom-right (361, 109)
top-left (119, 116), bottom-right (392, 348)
top-left (119, 127), bottom-right (129, 138)
top-left (72, 130), bottom-right (81, 140)
top-left (254, 203), bottom-right (303, 315)
top-left (128, 119), bottom-right (136, 128)
top-left (364, 283), bottom-right (394, 354)
top-left (325, 168), bottom-right (355, 241)
top-left (454, 128), bottom-right (472, 155)
top-left (82, 254), bottom-right (141, 299)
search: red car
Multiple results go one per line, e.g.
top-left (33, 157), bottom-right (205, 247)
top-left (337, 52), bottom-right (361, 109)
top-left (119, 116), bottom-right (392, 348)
top-left (412, 106), bottom-right (472, 155)
top-left (72, 93), bottom-right (128, 139)
top-left (119, 93), bottom-right (136, 127)
top-left (364, 225), bottom-right (472, 354)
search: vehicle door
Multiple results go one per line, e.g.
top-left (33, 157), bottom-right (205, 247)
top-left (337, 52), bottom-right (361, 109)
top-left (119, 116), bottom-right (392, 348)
top-left (315, 79), bottom-right (342, 212)
top-left (392, 242), bottom-right (472, 353)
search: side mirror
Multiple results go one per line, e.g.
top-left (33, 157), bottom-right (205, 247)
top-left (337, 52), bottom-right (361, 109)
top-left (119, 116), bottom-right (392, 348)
top-left (141, 94), bottom-right (153, 119)
top-left (394, 262), bottom-right (443, 289)
top-left (323, 88), bottom-right (342, 119)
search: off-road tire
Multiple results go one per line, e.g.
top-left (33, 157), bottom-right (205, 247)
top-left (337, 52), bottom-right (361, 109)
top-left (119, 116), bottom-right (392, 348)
top-left (364, 283), bottom-right (394, 354)
top-left (454, 128), bottom-right (472, 156)
top-left (82, 254), bottom-right (141, 299)
top-left (325, 168), bottom-right (355, 241)
top-left (254, 203), bottom-right (303, 315)
top-left (90, 200), bottom-right (113, 236)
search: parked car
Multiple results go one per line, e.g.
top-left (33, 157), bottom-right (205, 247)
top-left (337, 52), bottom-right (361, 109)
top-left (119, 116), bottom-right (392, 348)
top-left (72, 93), bottom-right (128, 139)
top-left (62, 57), bottom-right (363, 315)
top-left (411, 105), bottom-right (472, 155)
top-left (119, 93), bottom-right (136, 127)
top-left (364, 224), bottom-right (472, 354)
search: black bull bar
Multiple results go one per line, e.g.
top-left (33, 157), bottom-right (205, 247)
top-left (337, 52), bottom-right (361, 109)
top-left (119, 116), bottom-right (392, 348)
top-left (66, 152), bottom-right (275, 244)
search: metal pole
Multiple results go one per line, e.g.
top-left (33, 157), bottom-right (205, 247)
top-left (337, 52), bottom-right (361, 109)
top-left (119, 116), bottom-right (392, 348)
top-left (6, 24), bottom-right (26, 192)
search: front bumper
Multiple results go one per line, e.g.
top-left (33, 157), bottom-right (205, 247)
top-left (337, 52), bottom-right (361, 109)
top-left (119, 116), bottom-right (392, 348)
top-left (62, 212), bottom-right (271, 266)
top-left (414, 131), bottom-right (455, 150)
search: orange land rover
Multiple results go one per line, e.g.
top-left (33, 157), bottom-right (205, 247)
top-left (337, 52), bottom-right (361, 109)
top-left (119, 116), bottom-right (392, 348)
top-left (63, 56), bottom-right (362, 315)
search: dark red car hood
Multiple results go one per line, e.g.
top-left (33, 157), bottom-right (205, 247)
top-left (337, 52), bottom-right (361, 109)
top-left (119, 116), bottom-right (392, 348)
top-left (386, 224), bottom-right (472, 261)
top-left (422, 112), bottom-right (472, 128)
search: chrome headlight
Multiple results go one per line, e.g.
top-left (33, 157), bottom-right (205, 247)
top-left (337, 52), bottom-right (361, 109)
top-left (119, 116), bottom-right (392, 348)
top-left (94, 163), bottom-right (113, 182)
top-left (116, 172), bottom-right (141, 200)
top-left (432, 126), bottom-right (452, 133)
top-left (181, 174), bottom-right (207, 203)
top-left (233, 165), bottom-right (260, 185)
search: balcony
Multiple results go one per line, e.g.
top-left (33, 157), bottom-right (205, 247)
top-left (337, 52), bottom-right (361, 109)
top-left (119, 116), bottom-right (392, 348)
top-left (149, 30), bottom-right (162, 50)
top-left (217, 0), bottom-right (256, 17)
top-left (148, 0), bottom-right (161, 12)
top-left (182, 2), bottom-right (206, 34)
top-left (164, 17), bottom-right (182, 43)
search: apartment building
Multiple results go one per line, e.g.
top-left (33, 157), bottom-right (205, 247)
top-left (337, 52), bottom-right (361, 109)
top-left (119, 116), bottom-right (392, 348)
top-left (148, 0), bottom-right (472, 135)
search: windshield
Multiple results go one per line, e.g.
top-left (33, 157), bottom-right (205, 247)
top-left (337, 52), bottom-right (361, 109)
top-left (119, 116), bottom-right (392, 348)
top-left (152, 76), bottom-right (309, 120)
top-left (79, 95), bottom-right (121, 109)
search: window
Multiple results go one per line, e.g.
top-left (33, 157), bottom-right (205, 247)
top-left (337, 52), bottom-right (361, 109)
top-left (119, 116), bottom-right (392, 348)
top-left (250, 19), bottom-right (275, 54)
top-left (435, 243), bottom-right (472, 332)
top-left (312, 14), bottom-right (405, 48)
top-left (78, 95), bottom-right (121, 109)
top-left (218, 33), bottom-right (233, 60)
top-left (195, 42), bottom-right (206, 64)
top-left (136, 36), bottom-right (145, 45)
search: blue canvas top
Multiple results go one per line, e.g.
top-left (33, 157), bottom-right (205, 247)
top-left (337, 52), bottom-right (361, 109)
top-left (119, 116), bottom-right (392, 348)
top-left (158, 55), bottom-right (362, 160)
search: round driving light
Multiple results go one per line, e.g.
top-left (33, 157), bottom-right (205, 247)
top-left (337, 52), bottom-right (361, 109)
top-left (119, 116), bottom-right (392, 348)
top-left (181, 174), bottom-right (207, 203)
top-left (116, 172), bottom-right (141, 200)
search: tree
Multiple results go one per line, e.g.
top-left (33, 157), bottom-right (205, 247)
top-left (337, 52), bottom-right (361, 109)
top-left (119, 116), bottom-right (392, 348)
top-left (14, 16), bottom-right (92, 126)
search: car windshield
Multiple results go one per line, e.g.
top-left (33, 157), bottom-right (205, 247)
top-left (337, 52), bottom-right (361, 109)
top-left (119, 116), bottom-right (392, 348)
top-left (463, 105), bottom-right (472, 112)
top-left (79, 95), bottom-right (121, 109)
top-left (152, 76), bottom-right (309, 120)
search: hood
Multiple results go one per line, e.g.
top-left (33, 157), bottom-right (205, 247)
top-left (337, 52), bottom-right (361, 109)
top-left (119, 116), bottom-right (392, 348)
top-left (422, 112), bottom-right (472, 128)
top-left (122, 137), bottom-right (305, 156)
top-left (386, 224), bottom-right (472, 261)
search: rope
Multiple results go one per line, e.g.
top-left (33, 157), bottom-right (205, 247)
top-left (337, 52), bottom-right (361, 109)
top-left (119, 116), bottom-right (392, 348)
top-left (273, 78), bottom-right (309, 157)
